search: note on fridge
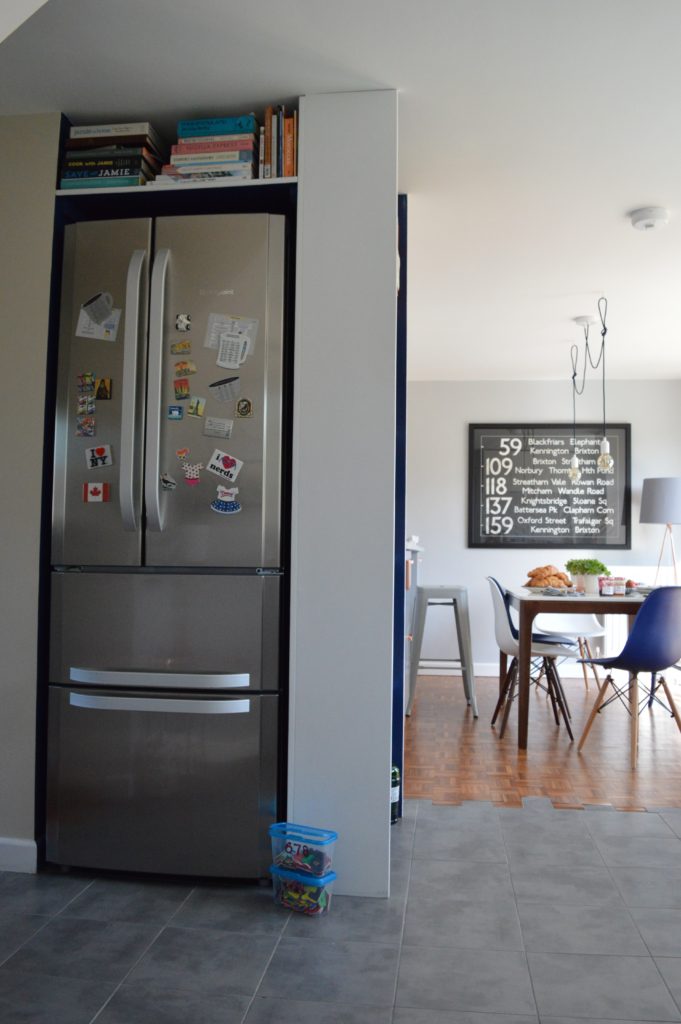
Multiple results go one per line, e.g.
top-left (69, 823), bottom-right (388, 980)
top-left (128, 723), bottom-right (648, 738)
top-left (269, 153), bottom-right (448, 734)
top-left (204, 313), bottom-right (258, 369)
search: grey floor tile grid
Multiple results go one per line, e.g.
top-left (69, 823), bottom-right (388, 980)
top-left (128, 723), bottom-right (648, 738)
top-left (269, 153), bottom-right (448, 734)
top-left (3, 799), bottom-right (681, 1023)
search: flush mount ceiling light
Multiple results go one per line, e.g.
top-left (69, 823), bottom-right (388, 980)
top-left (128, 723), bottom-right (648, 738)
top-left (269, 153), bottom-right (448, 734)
top-left (630, 206), bottom-right (669, 231)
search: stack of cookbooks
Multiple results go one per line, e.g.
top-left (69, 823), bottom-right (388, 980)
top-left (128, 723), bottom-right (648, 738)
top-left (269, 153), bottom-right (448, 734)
top-left (150, 114), bottom-right (259, 186)
top-left (59, 122), bottom-right (166, 189)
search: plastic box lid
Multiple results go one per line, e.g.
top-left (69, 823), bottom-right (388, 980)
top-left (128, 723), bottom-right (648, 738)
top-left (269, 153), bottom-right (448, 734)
top-left (268, 822), bottom-right (338, 845)
top-left (270, 864), bottom-right (337, 886)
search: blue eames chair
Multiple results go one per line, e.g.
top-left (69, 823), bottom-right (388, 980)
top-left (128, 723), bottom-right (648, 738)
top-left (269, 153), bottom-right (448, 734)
top-left (577, 587), bottom-right (681, 768)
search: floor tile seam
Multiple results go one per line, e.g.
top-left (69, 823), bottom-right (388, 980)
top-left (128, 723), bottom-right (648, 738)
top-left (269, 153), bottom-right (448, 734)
top-left (651, 956), bottom-right (681, 1019)
top-left (0, 915), bottom-right (57, 970)
top-left (239, 912), bottom-right (292, 1022)
top-left (85, 918), bottom-right (178, 1023)
top-left (50, 875), bottom-right (98, 921)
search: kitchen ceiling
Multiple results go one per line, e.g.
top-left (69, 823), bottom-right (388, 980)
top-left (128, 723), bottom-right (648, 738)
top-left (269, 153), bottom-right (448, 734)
top-left (2, 0), bottom-right (681, 381)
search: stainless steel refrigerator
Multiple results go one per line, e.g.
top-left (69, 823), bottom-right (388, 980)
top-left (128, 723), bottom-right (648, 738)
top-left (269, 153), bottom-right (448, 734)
top-left (46, 213), bottom-right (286, 877)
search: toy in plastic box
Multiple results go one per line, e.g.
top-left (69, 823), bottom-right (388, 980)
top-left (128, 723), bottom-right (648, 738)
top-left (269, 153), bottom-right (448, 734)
top-left (270, 864), bottom-right (337, 915)
top-left (268, 822), bottom-right (338, 877)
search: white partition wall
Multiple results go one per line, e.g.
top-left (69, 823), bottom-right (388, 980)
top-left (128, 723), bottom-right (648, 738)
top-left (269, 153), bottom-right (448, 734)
top-left (0, 112), bottom-right (61, 870)
top-left (289, 90), bottom-right (398, 896)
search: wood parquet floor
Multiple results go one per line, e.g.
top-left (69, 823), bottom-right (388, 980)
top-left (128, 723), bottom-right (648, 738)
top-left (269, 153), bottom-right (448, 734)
top-left (404, 673), bottom-right (681, 809)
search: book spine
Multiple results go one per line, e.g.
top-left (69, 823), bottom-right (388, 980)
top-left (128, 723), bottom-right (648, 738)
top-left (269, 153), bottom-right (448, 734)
top-left (263, 106), bottom-right (273, 179)
top-left (278, 107), bottom-right (284, 179)
top-left (62, 156), bottom-right (148, 171)
top-left (70, 122), bottom-right (153, 138)
top-left (161, 164), bottom-right (253, 178)
top-left (170, 150), bottom-right (254, 165)
top-left (293, 110), bottom-right (298, 176)
top-left (177, 115), bottom-right (259, 136)
top-left (271, 111), bottom-right (278, 179)
top-left (258, 127), bottom-right (265, 179)
top-left (171, 139), bottom-right (255, 154)
top-left (61, 166), bottom-right (151, 179)
top-left (178, 133), bottom-right (255, 144)
top-left (283, 116), bottom-right (294, 177)
top-left (65, 135), bottom-right (163, 154)
top-left (60, 175), bottom-right (146, 189)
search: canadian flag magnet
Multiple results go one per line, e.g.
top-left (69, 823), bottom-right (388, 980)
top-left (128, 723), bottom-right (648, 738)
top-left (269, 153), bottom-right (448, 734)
top-left (83, 482), bottom-right (110, 502)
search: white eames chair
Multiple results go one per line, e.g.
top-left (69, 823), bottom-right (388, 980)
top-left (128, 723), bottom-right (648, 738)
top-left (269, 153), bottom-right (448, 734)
top-left (487, 578), bottom-right (579, 740)
top-left (533, 613), bottom-right (605, 690)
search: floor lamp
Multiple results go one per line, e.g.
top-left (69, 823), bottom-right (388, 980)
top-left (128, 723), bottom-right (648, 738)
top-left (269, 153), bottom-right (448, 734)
top-left (640, 477), bottom-right (681, 585)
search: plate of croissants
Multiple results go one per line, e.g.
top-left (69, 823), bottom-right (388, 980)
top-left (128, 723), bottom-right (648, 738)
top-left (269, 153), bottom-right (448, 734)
top-left (522, 565), bottom-right (573, 590)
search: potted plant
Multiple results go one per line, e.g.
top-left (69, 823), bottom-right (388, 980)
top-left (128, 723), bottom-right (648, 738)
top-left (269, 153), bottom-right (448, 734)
top-left (565, 558), bottom-right (610, 595)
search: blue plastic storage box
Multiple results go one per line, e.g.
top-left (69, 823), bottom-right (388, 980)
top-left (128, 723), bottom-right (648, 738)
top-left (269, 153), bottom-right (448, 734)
top-left (270, 864), bottom-right (337, 915)
top-left (268, 822), bottom-right (338, 877)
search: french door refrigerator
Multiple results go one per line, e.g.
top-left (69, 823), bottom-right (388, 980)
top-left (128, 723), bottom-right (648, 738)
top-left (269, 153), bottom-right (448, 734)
top-left (46, 213), bottom-right (286, 877)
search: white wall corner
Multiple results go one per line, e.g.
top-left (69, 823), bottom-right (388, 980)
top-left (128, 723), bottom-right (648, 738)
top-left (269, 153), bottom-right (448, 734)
top-left (0, 837), bottom-right (37, 873)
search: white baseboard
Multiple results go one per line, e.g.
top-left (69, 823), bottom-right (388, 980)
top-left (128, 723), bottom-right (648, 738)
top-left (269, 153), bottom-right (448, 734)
top-left (419, 661), bottom-right (588, 679)
top-left (0, 837), bottom-right (37, 873)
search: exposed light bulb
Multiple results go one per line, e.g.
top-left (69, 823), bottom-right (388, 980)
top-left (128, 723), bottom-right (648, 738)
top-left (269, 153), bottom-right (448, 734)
top-left (568, 454), bottom-right (581, 482)
top-left (597, 437), bottom-right (614, 473)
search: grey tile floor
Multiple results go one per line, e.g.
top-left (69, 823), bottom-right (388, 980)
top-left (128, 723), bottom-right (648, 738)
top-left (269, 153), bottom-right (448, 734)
top-left (3, 798), bottom-right (681, 1022)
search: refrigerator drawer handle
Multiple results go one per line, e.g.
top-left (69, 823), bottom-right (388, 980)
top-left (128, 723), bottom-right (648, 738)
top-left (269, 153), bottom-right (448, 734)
top-left (145, 247), bottom-right (171, 532)
top-left (120, 249), bottom-right (147, 532)
top-left (69, 693), bottom-right (251, 715)
top-left (69, 667), bottom-right (250, 689)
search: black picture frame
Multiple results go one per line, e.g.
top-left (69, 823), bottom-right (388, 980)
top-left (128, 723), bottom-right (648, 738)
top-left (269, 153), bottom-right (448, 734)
top-left (468, 423), bottom-right (631, 549)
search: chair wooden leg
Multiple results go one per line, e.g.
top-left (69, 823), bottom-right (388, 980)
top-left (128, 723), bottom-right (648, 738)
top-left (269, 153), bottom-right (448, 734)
top-left (578, 674), bottom-right (612, 752)
top-left (659, 676), bottom-right (681, 734)
top-left (492, 658), bottom-right (516, 726)
top-left (578, 638), bottom-right (590, 690)
top-left (499, 662), bottom-right (518, 739)
top-left (630, 675), bottom-right (639, 769)
top-left (584, 638), bottom-right (601, 688)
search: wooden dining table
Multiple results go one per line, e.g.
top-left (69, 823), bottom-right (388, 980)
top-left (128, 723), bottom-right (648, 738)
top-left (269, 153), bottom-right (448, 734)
top-left (505, 586), bottom-right (647, 749)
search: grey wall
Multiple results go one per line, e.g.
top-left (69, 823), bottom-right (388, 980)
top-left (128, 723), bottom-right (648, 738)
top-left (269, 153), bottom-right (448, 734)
top-left (407, 379), bottom-right (681, 668)
top-left (0, 112), bottom-right (61, 866)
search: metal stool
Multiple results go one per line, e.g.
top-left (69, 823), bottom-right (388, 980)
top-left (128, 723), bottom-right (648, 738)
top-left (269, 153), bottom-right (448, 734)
top-left (406, 585), bottom-right (479, 717)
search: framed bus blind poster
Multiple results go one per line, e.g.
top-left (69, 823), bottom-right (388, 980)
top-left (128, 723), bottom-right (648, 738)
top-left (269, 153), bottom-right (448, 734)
top-left (468, 423), bottom-right (631, 549)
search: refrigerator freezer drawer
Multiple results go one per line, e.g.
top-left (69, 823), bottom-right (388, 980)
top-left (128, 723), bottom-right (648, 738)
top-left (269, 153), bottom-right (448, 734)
top-left (50, 572), bottom-right (280, 691)
top-left (46, 686), bottom-right (278, 877)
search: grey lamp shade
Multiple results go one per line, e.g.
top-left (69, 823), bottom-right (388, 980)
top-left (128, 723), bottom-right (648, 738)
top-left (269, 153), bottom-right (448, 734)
top-left (640, 477), bottom-right (681, 524)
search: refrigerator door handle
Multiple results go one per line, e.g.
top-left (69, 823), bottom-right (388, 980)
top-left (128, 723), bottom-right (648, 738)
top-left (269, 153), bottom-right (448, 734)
top-left (120, 249), bottom-right (147, 532)
top-left (69, 667), bottom-right (250, 689)
top-left (145, 247), bottom-right (171, 532)
top-left (69, 692), bottom-right (251, 715)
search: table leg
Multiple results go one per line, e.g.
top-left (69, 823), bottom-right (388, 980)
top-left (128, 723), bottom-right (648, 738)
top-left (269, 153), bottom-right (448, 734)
top-left (518, 606), bottom-right (535, 749)
top-left (499, 651), bottom-right (508, 696)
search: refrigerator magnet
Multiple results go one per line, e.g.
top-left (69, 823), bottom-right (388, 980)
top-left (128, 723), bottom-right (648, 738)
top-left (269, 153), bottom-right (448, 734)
top-left (174, 378), bottom-right (190, 400)
top-left (187, 396), bottom-right (206, 418)
top-left (168, 405), bottom-right (184, 421)
top-left (203, 417), bottom-right (233, 440)
top-left (75, 415), bottom-right (96, 437)
top-left (235, 398), bottom-right (253, 418)
top-left (174, 360), bottom-right (197, 377)
top-left (85, 445), bottom-right (113, 469)
top-left (175, 313), bottom-right (191, 332)
top-left (76, 371), bottom-right (96, 393)
top-left (170, 339), bottom-right (192, 355)
top-left (209, 376), bottom-right (240, 402)
top-left (181, 461), bottom-right (203, 486)
top-left (95, 378), bottom-right (112, 400)
top-left (77, 394), bottom-right (95, 415)
top-left (82, 482), bottom-right (110, 502)
top-left (206, 449), bottom-right (243, 483)
top-left (175, 448), bottom-right (190, 460)
top-left (160, 473), bottom-right (177, 491)
top-left (211, 485), bottom-right (241, 515)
